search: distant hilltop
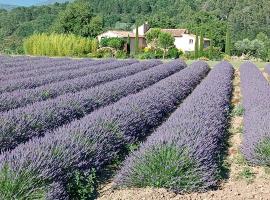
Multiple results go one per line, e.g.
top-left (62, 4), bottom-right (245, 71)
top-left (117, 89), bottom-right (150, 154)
top-left (0, 4), bottom-right (18, 10)
top-left (37, 0), bottom-right (73, 6)
top-left (0, 0), bottom-right (73, 10)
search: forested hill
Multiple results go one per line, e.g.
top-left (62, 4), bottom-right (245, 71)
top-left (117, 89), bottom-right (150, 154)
top-left (0, 4), bottom-right (17, 10)
top-left (0, 0), bottom-right (269, 54)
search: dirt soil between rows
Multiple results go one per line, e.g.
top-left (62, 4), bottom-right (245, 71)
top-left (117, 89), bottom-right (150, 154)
top-left (97, 69), bottom-right (270, 200)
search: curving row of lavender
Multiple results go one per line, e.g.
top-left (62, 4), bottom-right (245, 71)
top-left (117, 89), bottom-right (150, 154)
top-left (115, 61), bottom-right (234, 192)
top-left (0, 56), bottom-right (49, 67)
top-left (0, 60), bottom-right (185, 152)
top-left (241, 62), bottom-right (270, 166)
top-left (0, 58), bottom-right (112, 81)
top-left (0, 61), bottom-right (210, 199)
top-left (0, 60), bottom-right (136, 94)
top-left (0, 60), bottom-right (162, 112)
top-left (265, 63), bottom-right (270, 75)
top-left (0, 57), bottom-right (66, 73)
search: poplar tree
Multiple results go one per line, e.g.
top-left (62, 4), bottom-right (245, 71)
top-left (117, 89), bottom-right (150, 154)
top-left (135, 23), bottom-right (139, 54)
top-left (195, 29), bottom-right (199, 59)
top-left (225, 27), bottom-right (231, 56)
top-left (199, 29), bottom-right (204, 57)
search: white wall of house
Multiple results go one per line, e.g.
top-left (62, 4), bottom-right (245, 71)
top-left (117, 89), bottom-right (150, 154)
top-left (132, 23), bottom-right (150, 36)
top-left (97, 31), bottom-right (120, 42)
top-left (174, 34), bottom-right (210, 52)
top-left (174, 34), bottom-right (195, 52)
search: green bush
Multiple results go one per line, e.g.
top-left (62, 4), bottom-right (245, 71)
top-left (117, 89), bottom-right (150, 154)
top-left (67, 169), bottom-right (97, 200)
top-left (255, 137), bottom-right (270, 165)
top-left (167, 47), bottom-right (182, 59)
top-left (24, 33), bottom-right (93, 57)
top-left (115, 50), bottom-right (127, 59)
top-left (100, 37), bottom-right (126, 50)
top-left (128, 144), bottom-right (202, 191)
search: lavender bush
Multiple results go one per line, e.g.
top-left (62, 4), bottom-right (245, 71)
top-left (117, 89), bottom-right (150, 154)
top-left (0, 60), bottom-right (137, 93)
top-left (0, 59), bottom-right (113, 82)
top-left (115, 61), bottom-right (233, 192)
top-left (265, 63), bottom-right (270, 75)
top-left (0, 60), bottom-right (161, 112)
top-left (241, 62), bottom-right (270, 165)
top-left (0, 60), bottom-right (209, 199)
top-left (0, 57), bottom-right (69, 74)
top-left (0, 60), bottom-right (185, 152)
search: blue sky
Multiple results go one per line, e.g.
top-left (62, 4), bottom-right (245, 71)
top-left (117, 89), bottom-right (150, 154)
top-left (0, 0), bottom-right (43, 6)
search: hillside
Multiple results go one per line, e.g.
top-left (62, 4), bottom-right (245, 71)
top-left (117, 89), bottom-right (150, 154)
top-left (0, 0), bottom-right (269, 55)
top-left (0, 3), bottom-right (17, 10)
top-left (37, 0), bottom-right (73, 5)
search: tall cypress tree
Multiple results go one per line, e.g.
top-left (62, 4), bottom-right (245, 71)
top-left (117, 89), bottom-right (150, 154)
top-left (195, 29), bottom-right (199, 59)
top-left (135, 23), bottom-right (139, 54)
top-left (199, 29), bottom-right (204, 57)
top-left (127, 34), bottom-right (131, 55)
top-left (209, 30), bottom-right (214, 60)
top-left (225, 27), bottom-right (231, 56)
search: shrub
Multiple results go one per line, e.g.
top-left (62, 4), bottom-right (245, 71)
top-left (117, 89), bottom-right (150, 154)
top-left (100, 37), bottom-right (126, 50)
top-left (265, 63), bottom-right (270, 75)
top-left (115, 61), bottom-right (234, 192)
top-left (24, 33), bottom-right (93, 57)
top-left (167, 47), bottom-right (180, 59)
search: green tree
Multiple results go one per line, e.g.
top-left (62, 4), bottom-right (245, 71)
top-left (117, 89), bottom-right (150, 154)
top-left (52, 0), bottom-right (103, 37)
top-left (127, 34), bottom-right (131, 55)
top-left (225, 27), bottom-right (231, 55)
top-left (195, 29), bottom-right (199, 59)
top-left (134, 23), bottom-right (139, 54)
top-left (209, 31), bottom-right (214, 59)
top-left (199, 29), bottom-right (204, 57)
top-left (158, 32), bottom-right (175, 59)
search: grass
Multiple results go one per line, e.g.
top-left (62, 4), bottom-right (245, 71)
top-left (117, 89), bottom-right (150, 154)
top-left (236, 167), bottom-right (255, 184)
top-left (231, 104), bottom-right (244, 117)
top-left (255, 137), bottom-right (270, 166)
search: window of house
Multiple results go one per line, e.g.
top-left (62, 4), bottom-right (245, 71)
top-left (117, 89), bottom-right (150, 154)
top-left (189, 39), bottom-right (194, 44)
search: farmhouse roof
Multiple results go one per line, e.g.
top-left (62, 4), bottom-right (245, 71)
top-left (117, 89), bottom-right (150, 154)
top-left (160, 29), bottom-right (189, 37)
top-left (100, 30), bottom-right (144, 38)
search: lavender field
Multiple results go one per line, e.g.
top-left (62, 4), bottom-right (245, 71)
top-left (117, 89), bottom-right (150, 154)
top-left (0, 56), bottom-right (269, 199)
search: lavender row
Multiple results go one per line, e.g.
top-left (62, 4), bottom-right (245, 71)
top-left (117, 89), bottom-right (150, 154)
top-left (0, 56), bottom-right (60, 72)
top-left (0, 58), bottom-right (108, 78)
top-left (0, 60), bottom-right (136, 94)
top-left (115, 61), bottom-right (233, 192)
top-left (0, 60), bottom-right (161, 112)
top-left (0, 58), bottom-right (114, 82)
top-left (265, 63), bottom-right (270, 75)
top-left (0, 56), bottom-right (49, 67)
top-left (0, 60), bottom-right (184, 152)
top-left (0, 60), bottom-right (209, 199)
top-left (241, 62), bottom-right (270, 165)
